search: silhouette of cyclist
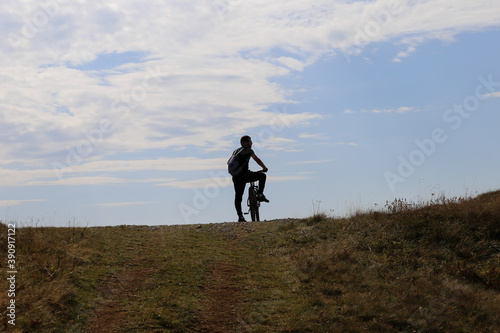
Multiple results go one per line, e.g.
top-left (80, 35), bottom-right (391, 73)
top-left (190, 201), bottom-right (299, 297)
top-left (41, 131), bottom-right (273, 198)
top-left (228, 135), bottom-right (269, 222)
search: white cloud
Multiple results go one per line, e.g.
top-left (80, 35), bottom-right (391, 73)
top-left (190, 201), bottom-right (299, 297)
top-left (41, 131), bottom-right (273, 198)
top-left (0, 199), bottom-right (46, 207)
top-left (0, 157), bottom-right (227, 187)
top-left (396, 106), bottom-right (416, 113)
top-left (258, 137), bottom-right (300, 152)
top-left (276, 56), bottom-right (306, 71)
top-left (289, 159), bottom-right (333, 165)
top-left (393, 46), bottom-right (417, 62)
top-left (64, 158), bottom-right (228, 174)
top-left (268, 174), bottom-right (311, 182)
top-left (334, 142), bottom-right (359, 147)
top-left (367, 106), bottom-right (417, 114)
top-left (4, 1), bottom-right (500, 65)
top-left (299, 132), bottom-right (329, 140)
top-left (97, 201), bottom-right (155, 208)
top-left (29, 177), bottom-right (175, 187)
top-left (344, 106), bottom-right (417, 114)
top-left (158, 172), bottom-right (310, 189)
top-left (484, 91), bottom-right (500, 99)
top-left (1, 0), bottom-right (499, 170)
top-left (158, 177), bottom-right (233, 189)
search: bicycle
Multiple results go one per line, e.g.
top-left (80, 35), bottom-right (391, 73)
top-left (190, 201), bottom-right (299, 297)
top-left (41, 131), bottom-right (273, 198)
top-left (244, 170), bottom-right (267, 221)
top-left (245, 179), bottom-right (261, 221)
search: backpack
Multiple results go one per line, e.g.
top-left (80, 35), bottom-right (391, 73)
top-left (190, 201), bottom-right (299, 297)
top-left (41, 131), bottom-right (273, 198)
top-left (227, 148), bottom-right (245, 176)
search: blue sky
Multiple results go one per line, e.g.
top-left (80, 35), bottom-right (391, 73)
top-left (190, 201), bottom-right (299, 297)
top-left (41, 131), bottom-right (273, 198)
top-left (1, 0), bottom-right (500, 226)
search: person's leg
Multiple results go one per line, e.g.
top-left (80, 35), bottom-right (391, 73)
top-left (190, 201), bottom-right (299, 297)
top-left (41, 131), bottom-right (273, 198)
top-left (257, 172), bottom-right (266, 194)
top-left (245, 171), bottom-right (266, 194)
top-left (233, 176), bottom-right (246, 218)
top-left (244, 171), bottom-right (269, 202)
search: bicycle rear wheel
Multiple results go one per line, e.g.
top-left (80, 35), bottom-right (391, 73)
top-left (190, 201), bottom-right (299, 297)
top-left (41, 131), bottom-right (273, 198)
top-left (249, 186), bottom-right (260, 221)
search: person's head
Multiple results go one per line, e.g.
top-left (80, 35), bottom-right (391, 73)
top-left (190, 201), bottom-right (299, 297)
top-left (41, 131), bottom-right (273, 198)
top-left (240, 135), bottom-right (252, 148)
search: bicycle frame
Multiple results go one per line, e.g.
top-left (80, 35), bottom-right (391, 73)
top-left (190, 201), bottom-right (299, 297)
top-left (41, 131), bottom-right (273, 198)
top-left (245, 181), bottom-right (260, 221)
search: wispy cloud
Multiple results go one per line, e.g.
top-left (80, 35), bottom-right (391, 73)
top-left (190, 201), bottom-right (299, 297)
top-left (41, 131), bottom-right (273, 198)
top-left (97, 202), bottom-right (155, 208)
top-left (158, 177), bottom-right (233, 189)
top-left (259, 137), bottom-right (302, 152)
top-left (158, 172), bottom-right (310, 189)
top-left (29, 177), bottom-right (175, 187)
top-left (62, 158), bottom-right (227, 174)
top-left (393, 46), bottom-right (417, 63)
top-left (484, 91), bottom-right (500, 99)
top-left (343, 106), bottom-right (417, 114)
top-left (276, 57), bottom-right (307, 72)
top-left (334, 142), bottom-right (359, 147)
top-left (268, 174), bottom-right (312, 182)
top-left (299, 132), bottom-right (329, 140)
top-left (0, 199), bottom-right (46, 207)
top-left (0, 157), bottom-right (226, 187)
top-left (396, 106), bottom-right (417, 113)
top-left (289, 159), bottom-right (333, 165)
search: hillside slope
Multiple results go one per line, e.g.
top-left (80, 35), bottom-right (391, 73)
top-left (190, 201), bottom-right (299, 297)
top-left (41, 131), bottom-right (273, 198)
top-left (1, 191), bottom-right (499, 332)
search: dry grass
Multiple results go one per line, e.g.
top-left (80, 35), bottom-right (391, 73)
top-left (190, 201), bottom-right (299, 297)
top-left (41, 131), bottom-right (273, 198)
top-left (0, 190), bottom-right (499, 332)
top-left (0, 225), bottom-right (94, 331)
top-left (263, 190), bottom-right (500, 332)
top-left (0, 224), bottom-right (147, 332)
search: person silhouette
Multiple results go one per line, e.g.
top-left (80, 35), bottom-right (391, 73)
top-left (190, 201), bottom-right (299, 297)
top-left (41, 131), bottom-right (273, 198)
top-left (227, 135), bottom-right (269, 222)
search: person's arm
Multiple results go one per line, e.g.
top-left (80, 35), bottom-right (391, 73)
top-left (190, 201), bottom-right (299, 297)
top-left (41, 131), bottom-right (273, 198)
top-left (251, 154), bottom-right (268, 172)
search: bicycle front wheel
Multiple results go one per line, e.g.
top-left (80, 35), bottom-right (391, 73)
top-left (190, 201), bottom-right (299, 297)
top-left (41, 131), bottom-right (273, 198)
top-left (254, 201), bottom-right (260, 221)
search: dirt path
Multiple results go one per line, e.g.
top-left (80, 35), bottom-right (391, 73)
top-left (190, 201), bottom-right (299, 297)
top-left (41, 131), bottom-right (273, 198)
top-left (195, 224), bottom-right (250, 332)
top-left (85, 231), bottom-right (161, 332)
top-left (84, 223), bottom-right (255, 332)
top-left (85, 259), bottom-right (156, 332)
top-left (196, 261), bottom-right (243, 332)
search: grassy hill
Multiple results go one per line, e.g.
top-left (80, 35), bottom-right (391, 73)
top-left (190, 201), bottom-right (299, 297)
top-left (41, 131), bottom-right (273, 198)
top-left (1, 191), bottom-right (499, 332)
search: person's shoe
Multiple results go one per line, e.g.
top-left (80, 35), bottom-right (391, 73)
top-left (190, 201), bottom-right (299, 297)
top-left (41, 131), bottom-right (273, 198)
top-left (238, 216), bottom-right (246, 222)
top-left (257, 194), bottom-right (269, 203)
